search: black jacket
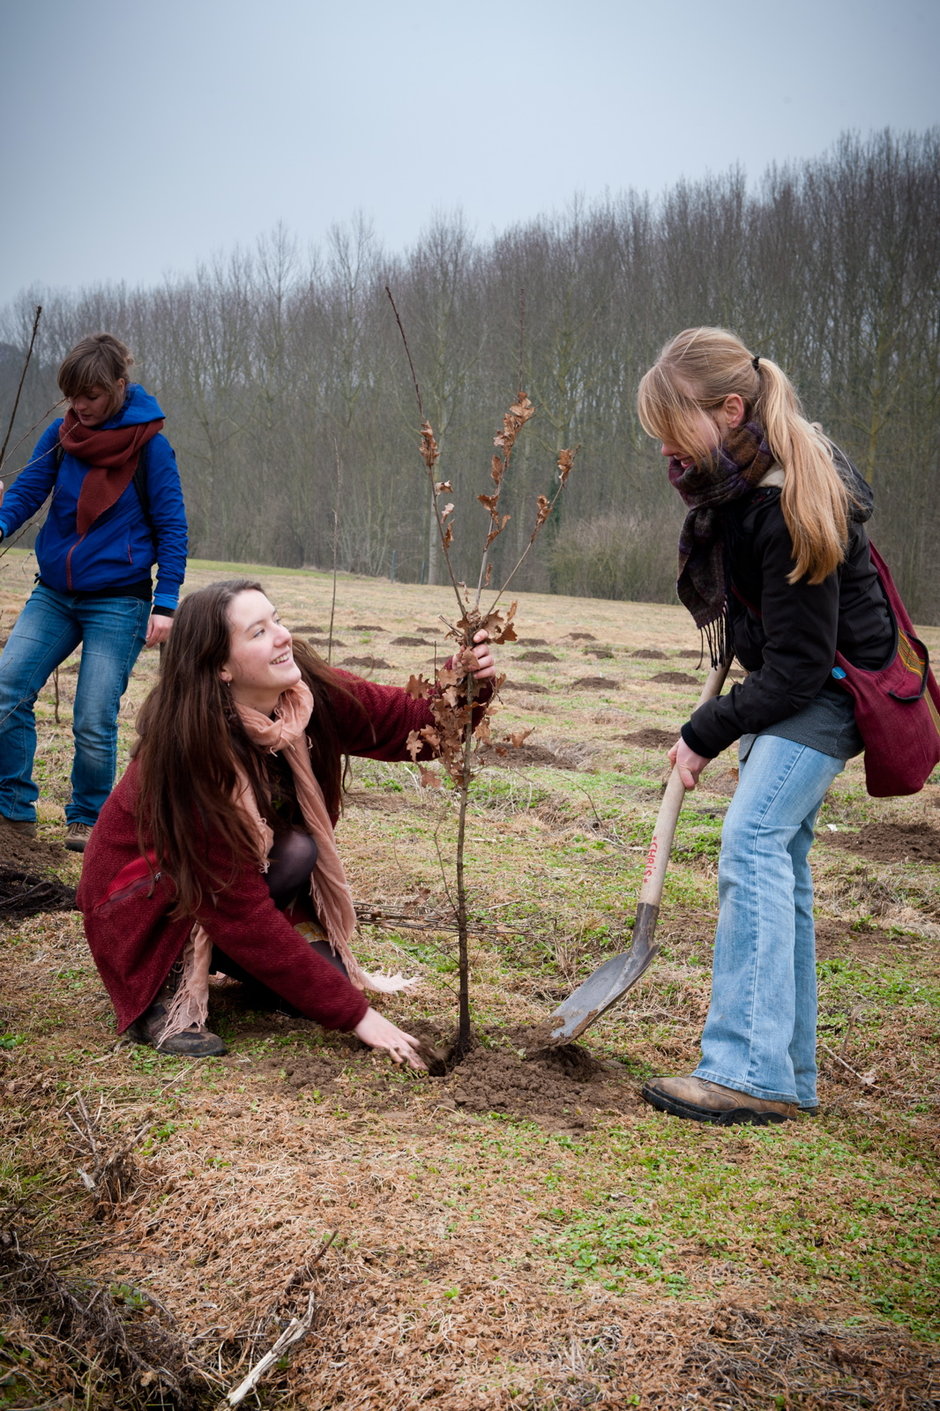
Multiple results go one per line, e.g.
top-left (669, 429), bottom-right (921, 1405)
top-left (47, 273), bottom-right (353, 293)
top-left (682, 486), bottom-right (894, 759)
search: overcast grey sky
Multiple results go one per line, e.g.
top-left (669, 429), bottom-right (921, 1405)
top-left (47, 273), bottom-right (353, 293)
top-left (0, 0), bottom-right (937, 310)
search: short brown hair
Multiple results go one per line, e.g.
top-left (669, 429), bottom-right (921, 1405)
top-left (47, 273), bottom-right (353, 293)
top-left (57, 333), bottom-right (134, 407)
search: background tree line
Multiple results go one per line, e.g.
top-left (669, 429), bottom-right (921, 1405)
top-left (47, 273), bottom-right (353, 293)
top-left (2, 128), bottom-right (937, 621)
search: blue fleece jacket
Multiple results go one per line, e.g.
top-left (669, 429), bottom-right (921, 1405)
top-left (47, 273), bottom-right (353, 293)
top-left (0, 384), bottom-right (187, 612)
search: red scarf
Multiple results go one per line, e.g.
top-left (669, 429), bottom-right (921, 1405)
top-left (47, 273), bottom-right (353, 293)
top-left (58, 409), bottom-right (164, 534)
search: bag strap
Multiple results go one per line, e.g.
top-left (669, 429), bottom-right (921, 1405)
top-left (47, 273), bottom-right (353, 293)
top-left (866, 541), bottom-right (931, 702)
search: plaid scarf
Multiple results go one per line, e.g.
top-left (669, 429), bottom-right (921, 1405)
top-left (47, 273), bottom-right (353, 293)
top-left (668, 422), bottom-right (774, 665)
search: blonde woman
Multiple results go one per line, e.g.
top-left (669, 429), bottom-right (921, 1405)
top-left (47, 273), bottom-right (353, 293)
top-left (635, 327), bottom-right (893, 1124)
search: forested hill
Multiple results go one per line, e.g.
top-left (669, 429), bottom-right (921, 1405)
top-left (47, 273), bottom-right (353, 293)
top-left (2, 129), bottom-right (937, 621)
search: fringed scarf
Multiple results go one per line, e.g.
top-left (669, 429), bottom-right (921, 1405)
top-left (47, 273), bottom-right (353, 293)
top-left (156, 681), bottom-right (415, 1046)
top-left (668, 422), bottom-right (775, 666)
top-left (58, 410), bottom-right (164, 534)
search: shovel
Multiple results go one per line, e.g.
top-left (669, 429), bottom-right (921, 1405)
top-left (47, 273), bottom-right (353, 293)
top-left (545, 656), bottom-right (732, 1045)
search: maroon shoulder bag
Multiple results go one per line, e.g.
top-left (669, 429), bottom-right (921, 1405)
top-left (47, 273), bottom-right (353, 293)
top-left (832, 544), bottom-right (940, 797)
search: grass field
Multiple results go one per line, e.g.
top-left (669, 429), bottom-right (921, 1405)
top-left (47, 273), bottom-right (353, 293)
top-left (1, 550), bottom-right (939, 1409)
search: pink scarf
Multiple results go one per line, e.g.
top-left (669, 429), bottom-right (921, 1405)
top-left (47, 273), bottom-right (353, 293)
top-left (157, 682), bottom-right (414, 1045)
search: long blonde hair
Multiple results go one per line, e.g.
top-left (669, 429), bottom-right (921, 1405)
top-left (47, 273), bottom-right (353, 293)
top-left (637, 327), bottom-right (850, 584)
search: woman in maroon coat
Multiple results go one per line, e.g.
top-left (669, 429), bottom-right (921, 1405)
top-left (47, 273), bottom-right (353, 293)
top-left (78, 578), bottom-right (495, 1067)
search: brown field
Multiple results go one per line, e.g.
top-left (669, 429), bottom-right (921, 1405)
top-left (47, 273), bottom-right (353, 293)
top-left (1, 551), bottom-right (939, 1410)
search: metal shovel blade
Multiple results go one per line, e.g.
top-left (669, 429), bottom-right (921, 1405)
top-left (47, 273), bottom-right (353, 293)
top-left (541, 656), bottom-right (732, 1048)
top-left (547, 903), bottom-right (660, 1043)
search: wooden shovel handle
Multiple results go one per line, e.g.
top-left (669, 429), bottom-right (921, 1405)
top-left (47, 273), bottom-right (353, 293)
top-left (637, 657), bottom-right (732, 909)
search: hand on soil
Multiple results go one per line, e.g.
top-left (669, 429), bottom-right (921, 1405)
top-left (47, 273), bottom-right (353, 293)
top-left (354, 1007), bottom-right (427, 1071)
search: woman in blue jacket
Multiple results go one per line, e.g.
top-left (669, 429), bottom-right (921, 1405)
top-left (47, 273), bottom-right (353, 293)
top-left (0, 333), bottom-right (187, 851)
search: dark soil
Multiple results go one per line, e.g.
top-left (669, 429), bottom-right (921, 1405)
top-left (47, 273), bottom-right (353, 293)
top-left (623, 727), bottom-right (676, 749)
top-left (517, 650), bottom-right (559, 662)
top-left (650, 670), bottom-right (700, 685)
top-left (566, 632), bottom-right (596, 641)
top-left (633, 648), bottom-right (666, 659)
top-left (500, 679), bottom-right (548, 694)
top-left (477, 741), bottom-right (578, 769)
top-left (821, 821), bottom-right (940, 864)
top-left (251, 1020), bottom-right (636, 1133)
top-left (391, 635), bottom-right (432, 646)
top-left (347, 623), bottom-right (385, 631)
top-left (572, 676), bottom-right (620, 690)
top-left (0, 818), bottom-right (71, 873)
top-left (341, 655), bottom-right (394, 669)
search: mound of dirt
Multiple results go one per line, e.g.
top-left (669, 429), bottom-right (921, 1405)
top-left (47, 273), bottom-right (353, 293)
top-left (341, 655), bottom-right (393, 669)
top-left (477, 740), bottom-right (581, 770)
top-left (499, 679), bottom-right (548, 694)
top-left (572, 676), bottom-right (620, 690)
top-left (565, 632), bottom-right (596, 641)
top-left (821, 821), bottom-right (940, 864)
top-left (255, 1026), bottom-right (636, 1132)
top-left (583, 646), bottom-right (615, 659)
top-left (517, 650), bottom-right (559, 662)
top-left (391, 635), bottom-right (432, 646)
top-left (623, 728), bottom-right (675, 749)
top-left (650, 670), bottom-right (699, 685)
top-left (347, 623), bottom-right (385, 632)
top-left (633, 648), bottom-right (666, 659)
top-left (0, 819), bottom-right (71, 873)
top-left (300, 634), bottom-right (346, 648)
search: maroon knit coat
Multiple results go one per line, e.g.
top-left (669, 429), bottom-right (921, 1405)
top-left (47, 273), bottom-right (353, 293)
top-left (78, 671), bottom-right (467, 1035)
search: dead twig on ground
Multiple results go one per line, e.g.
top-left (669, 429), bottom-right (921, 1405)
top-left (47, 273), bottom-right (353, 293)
top-left (220, 1233), bottom-right (336, 1407)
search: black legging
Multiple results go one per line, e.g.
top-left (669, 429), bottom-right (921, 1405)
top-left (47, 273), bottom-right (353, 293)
top-left (212, 828), bottom-right (348, 982)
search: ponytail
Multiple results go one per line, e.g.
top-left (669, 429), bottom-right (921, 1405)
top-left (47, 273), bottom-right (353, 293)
top-left (638, 328), bottom-right (852, 583)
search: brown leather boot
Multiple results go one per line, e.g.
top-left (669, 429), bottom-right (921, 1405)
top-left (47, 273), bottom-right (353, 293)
top-left (641, 1075), bottom-right (797, 1125)
top-left (125, 963), bottom-right (227, 1057)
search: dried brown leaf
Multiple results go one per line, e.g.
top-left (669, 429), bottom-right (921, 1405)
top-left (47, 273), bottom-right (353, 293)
top-left (557, 447), bottom-right (576, 483)
top-left (420, 421), bottom-right (440, 469)
top-left (405, 674), bottom-right (432, 700)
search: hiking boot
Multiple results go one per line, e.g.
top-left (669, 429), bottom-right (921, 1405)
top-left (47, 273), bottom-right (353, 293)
top-left (64, 822), bottom-right (94, 852)
top-left (2, 816), bottom-right (36, 838)
top-left (124, 962), bottom-right (226, 1056)
top-left (641, 1074), bottom-right (797, 1126)
top-left (125, 1002), bottom-right (227, 1057)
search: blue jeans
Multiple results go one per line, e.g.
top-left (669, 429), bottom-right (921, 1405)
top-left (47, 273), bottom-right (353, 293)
top-left (0, 584), bottom-right (149, 825)
top-left (694, 733), bottom-right (845, 1109)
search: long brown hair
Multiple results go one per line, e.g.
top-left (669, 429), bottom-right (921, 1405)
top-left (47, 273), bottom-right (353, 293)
top-left (637, 327), bottom-right (851, 584)
top-left (134, 579), bottom-right (356, 915)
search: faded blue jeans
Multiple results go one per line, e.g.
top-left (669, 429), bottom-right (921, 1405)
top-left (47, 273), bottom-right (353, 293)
top-left (0, 584), bottom-right (149, 826)
top-left (694, 732), bottom-right (845, 1110)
